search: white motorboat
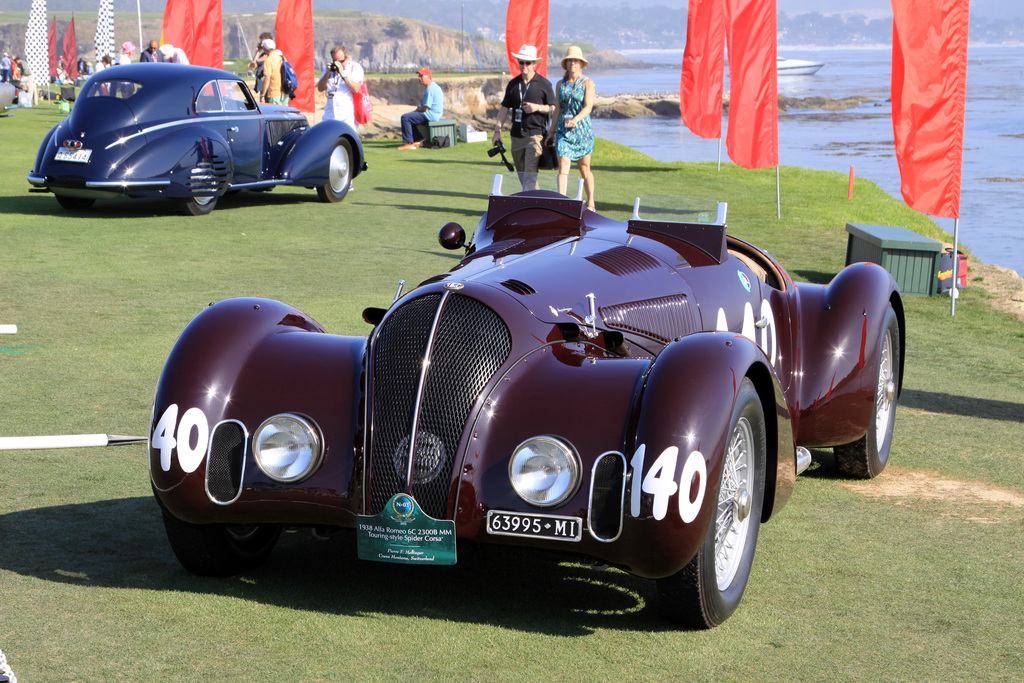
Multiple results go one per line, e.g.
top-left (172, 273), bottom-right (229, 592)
top-left (777, 57), bottom-right (825, 76)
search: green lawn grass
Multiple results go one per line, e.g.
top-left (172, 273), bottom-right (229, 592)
top-left (1, 103), bottom-right (1022, 681)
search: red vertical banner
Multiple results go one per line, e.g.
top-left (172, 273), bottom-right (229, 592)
top-left (191, 0), bottom-right (222, 68)
top-left (891, 0), bottom-right (970, 218)
top-left (680, 0), bottom-right (726, 139)
top-left (275, 0), bottom-right (314, 113)
top-left (63, 14), bottom-right (78, 81)
top-left (505, 0), bottom-right (549, 78)
top-left (48, 15), bottom-right (57, 81)
top-left (724, 0), bottom-right (778, 169)
top-left (162, 0), bottom-right (195, 60)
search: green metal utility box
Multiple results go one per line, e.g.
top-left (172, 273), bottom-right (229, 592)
top-left (845, 223), bottom-right (942, 296)
top-left (416, 119), bottom-right (458, 147)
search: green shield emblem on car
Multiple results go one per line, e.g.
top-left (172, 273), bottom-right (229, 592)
top-left (357, 493), bottom-right (457, 565)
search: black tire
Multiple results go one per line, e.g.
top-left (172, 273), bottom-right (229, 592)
top-left (658, 378), bottom-right (767, 628)
top-left (179, 194), bottom-right (218, 216)
top-left (316, 138), bottom-right (353, 203)
top-left (159, 507), bottom-right (281, 577)
top-left (835, 305), bottom-right (900, 479)
top-left (55, 195), bottom-right (95, 210)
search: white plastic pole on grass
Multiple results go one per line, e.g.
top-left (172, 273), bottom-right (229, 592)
top-left (776, 166), bottom-right (781, 219)
top-left (951, 217), bottom-right (960, 316)
top-left (0, 324), bottom-right (17, 334)
top-left (0, 434), bottom-right (147, 450)
top-left (717, 138), bottom-right (722, 171)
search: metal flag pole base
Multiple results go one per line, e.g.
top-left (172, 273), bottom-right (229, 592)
top-left (0, 434), bottom-right (147, 451)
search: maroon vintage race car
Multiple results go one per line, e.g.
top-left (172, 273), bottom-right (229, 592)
top-left (150, 177), bottom-right (903, 628)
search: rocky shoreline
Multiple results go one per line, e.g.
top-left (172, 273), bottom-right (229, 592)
top-left (330, 75), bottom-right (881, 141)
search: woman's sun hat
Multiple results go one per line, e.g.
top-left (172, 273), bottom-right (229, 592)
top-left (561, 45), bottom-right (588, 69)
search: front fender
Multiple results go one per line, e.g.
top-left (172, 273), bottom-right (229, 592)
top-left (794, 262), bottom-right (903, 446)
top-left (278, 120), bottom-right (364, 185)
top-left (624, 332), bottom-right (792, 578)
top-left (150, 297), bottom-right (367, 527)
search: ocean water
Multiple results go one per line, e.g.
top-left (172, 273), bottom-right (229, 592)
top-left (580, 46), bottom-right (1024, 276)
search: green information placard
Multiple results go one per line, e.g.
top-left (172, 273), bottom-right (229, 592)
top-left (357, 493), bottom-right (457, 565)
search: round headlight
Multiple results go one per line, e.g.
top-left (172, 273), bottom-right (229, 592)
top-left (253, 414), bottom-right (322, 483)
top-left (509, 436), bottom-right (580, 507)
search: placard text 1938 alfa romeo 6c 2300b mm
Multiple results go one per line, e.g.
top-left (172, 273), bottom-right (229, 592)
top-left (150, 177), bottom-right (903, 628)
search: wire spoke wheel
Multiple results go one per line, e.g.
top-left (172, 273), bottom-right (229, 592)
top-left (836, 304), bottom-right (901, 479)
top-left (715, 416), bottom-right (754, 591)
top-left (657, 378), bottom-right (766, 628)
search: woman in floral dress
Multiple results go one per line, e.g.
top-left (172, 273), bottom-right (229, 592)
top-left (548, 46), bottom-right (596, 210)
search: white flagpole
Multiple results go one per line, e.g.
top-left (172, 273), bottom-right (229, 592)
top-left (776, 166), bottom-right (781, 219)
top-left (950, 217), bottom-right (960, 316)
top-left (717, 137), bottom-right (722, 171)
top-left (136, 0), bottom-right (143, 58)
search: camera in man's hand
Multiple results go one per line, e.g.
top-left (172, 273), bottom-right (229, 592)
top-left (487, 140), bottom-right (515, 172)
top-left (487, 141), bottom-right (506, 158)
top-left (329, 62), bottom-right (340, 73)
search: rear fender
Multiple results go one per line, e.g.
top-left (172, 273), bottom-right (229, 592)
top-left (150, 297), bottom-right (366, 527)
top-left (794, 262), bottom-right (903, 446)
top-left (120, 127), bottom-right (231, 198)
top-left (277, 120), bottom-right (363, 185)
top-left (624, 332), bottom-right (792, 578)
top-left (32, 123), bottom-right (61, 174)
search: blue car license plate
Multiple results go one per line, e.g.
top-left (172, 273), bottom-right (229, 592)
top-left (486, 510), bottom-right (582, 542)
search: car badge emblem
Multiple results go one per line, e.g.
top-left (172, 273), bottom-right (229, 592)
top-left (737, 270), bottom-right (752, 292)
top-left (63, 140), bottom-right (83, 149)
top-left (444, 282), bottom-right (465, 290)
top-left (389, 494), bottom-right (415, 520)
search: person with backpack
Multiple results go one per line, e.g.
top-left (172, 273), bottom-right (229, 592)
top-left (316, 45), bottom-right (363, 127)
top-left (259, 39), bottom-right (289, 105)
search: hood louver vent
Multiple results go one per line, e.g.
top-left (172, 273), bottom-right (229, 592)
top-left (600, 294), bottom-right (698, 344)
top-left (500, 279), bottom-right (536, 295)
top-left (585, 245), bottom-right (662, 276)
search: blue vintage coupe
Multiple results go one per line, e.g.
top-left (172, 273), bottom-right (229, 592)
top-left (27, 64), bottom-right (365, 215)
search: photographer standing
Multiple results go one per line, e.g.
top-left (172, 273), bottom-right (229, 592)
top-left (317, 45), bottom-right (364, 128)
top-left (493, 45), bottom-right (555, 190)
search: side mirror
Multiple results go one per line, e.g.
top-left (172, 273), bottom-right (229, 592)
top-left (362, 307), bottom-right (386, 326)
top-left (438, 222), bottom-right (466, 250)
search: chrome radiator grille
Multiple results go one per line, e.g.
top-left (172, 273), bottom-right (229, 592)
top-left (368, 293), bottom-right (512, 518)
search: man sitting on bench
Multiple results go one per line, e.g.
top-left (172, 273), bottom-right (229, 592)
top-left (398, 67), bottom-right (444, 150)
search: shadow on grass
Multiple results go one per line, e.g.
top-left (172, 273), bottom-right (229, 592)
top-left (901, 389), bottom-right (1024, 423)
top-left (2, 185), bottom-right (374, 218)
top-left (374, 186), bottom-right (485, 201)
top-left (0, 497), bottom-right (677, 635)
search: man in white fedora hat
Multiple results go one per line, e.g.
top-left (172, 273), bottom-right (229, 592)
top-left (493, 44), bottom-right (555, 190)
